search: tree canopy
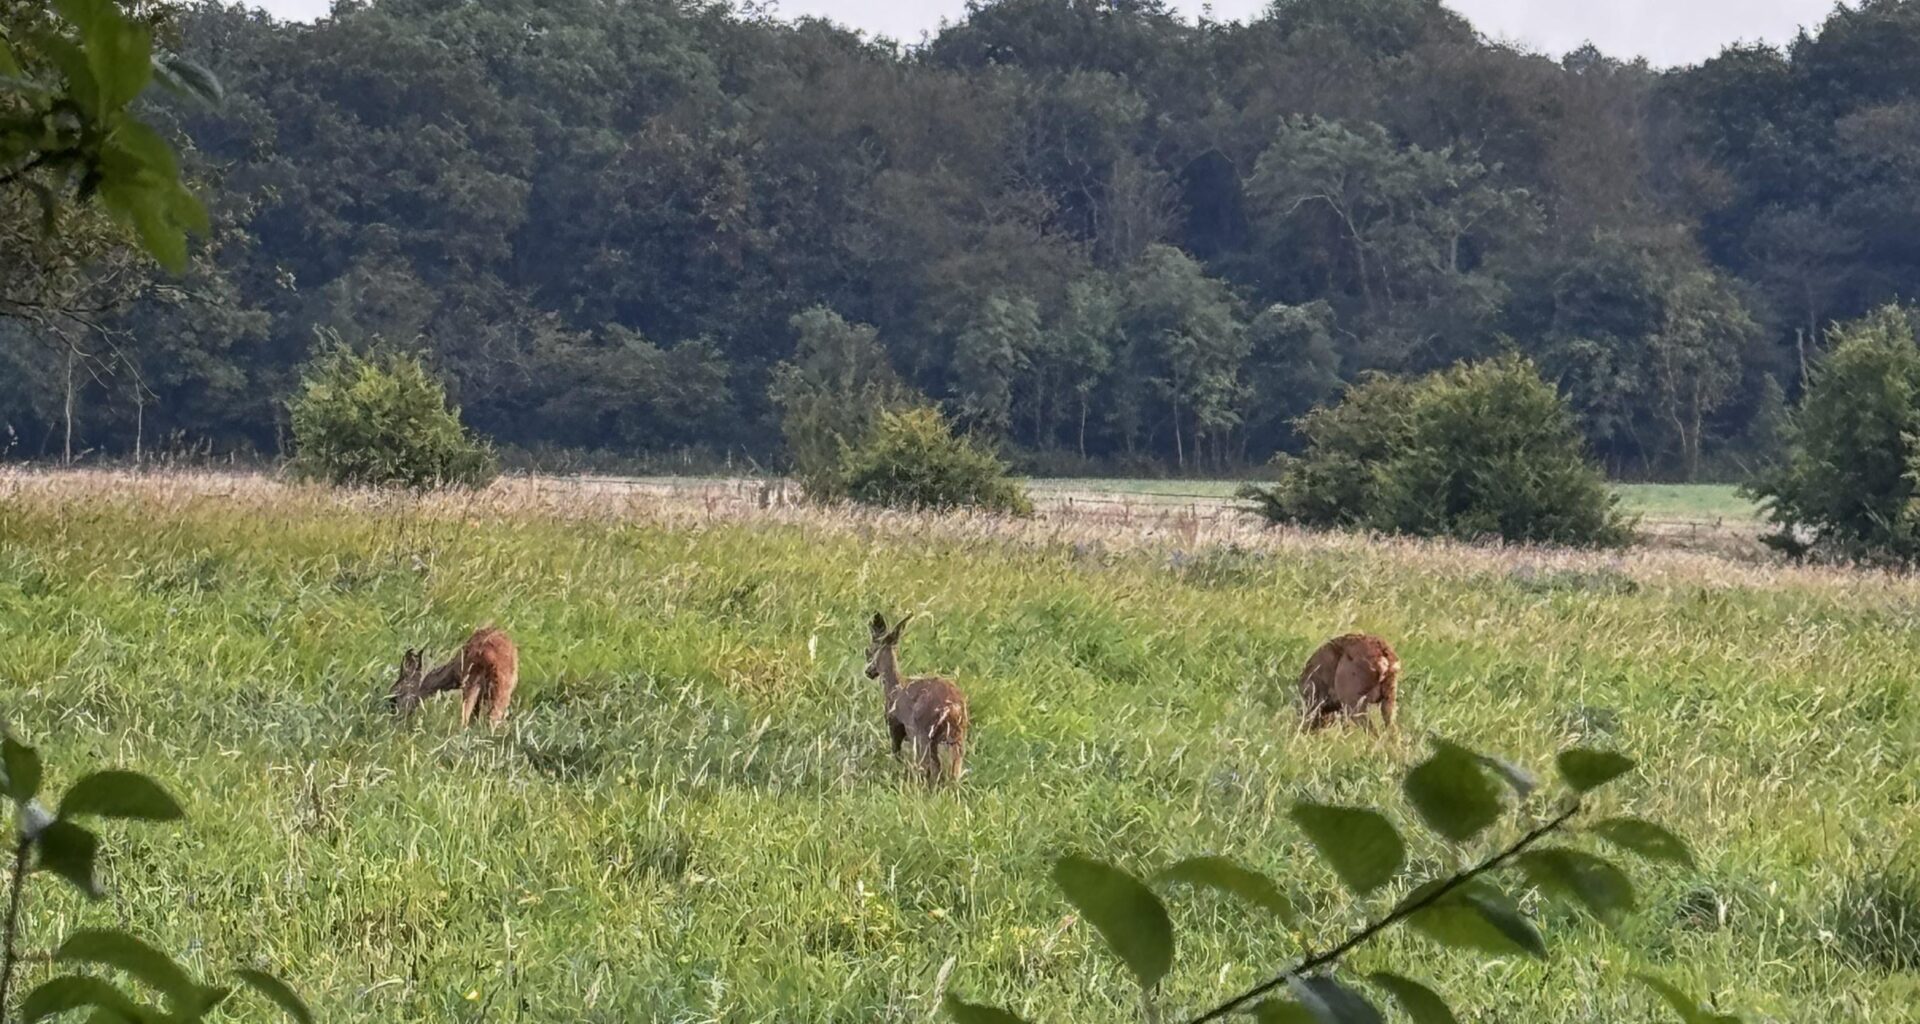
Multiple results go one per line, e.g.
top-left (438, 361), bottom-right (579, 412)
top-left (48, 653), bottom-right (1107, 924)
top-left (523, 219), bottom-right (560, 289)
top-left (5, 0), bottom-right (1917, 477)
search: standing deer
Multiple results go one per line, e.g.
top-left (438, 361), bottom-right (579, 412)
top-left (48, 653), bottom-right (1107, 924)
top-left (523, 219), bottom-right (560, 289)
top-left (390, 626), bottom-right (520, 730)
top-left (1298, 632), bottom-right (1400, 731)
top-left (866, 612), bottom-right (969, 785)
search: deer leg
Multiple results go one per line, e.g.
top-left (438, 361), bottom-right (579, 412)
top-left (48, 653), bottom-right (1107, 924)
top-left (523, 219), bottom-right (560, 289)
top-left (920, 740), bottom-right (942, 786)
top-left (459, 683), bottom-right (483, 731)
top-left (489, 684), bottom-right (513, 730)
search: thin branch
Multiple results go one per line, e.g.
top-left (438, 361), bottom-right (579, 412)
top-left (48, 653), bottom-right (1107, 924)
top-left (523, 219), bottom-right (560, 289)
top-left (0, 151), bottom-right (64, 191)
top-left (1183, 801), bottom-right (1584, 1024)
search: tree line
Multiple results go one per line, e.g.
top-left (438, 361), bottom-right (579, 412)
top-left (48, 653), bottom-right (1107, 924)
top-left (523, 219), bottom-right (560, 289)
top-left (5, 0), bottom-right (1919, 478)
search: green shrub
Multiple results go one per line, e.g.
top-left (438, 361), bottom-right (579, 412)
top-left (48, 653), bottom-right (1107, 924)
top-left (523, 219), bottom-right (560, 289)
top-left (288, 341), bottom-right (496, 489)
top-left (836, 407), bottom-right (1032, 515)
top-left (1243, 355), bottom-right (1629, 547)
top-left (768, 308), bottom-right (918, 498)
top-left (1747, 305), bottom-right (1920, 564)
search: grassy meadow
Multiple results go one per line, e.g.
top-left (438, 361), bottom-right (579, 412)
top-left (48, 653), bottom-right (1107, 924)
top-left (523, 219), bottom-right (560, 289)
top-left (0, 472), bottom-right (1912, 1023)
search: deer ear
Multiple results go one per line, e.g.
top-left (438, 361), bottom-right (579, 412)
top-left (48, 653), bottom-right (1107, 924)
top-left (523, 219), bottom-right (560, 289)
top-left (869, 612), bottom-right (888, 638)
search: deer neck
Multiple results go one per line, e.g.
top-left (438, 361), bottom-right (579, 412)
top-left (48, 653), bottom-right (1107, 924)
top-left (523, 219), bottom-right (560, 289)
top-left (876, 647), bottom-right (905, 699)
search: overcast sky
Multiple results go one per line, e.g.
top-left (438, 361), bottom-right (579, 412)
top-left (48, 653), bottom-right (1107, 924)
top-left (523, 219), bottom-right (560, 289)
top-left (249, 0), bottom-right (1838, 68)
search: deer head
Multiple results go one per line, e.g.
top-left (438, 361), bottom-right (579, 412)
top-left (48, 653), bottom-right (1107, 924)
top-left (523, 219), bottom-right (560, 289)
top-left (389, 647), bottom-right (424, 715)
top-left (865, 611), bottom-right (914, 680)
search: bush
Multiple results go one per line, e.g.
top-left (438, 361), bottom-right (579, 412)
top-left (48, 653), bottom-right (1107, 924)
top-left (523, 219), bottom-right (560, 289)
top-left (768, 308), bottom-right (918, 497)
top-left (1747, 305), bottom-right (1920, 564)
top-left (836, 407), bottom-right (1032, 515)
top-left (288, 341), bottom-right (497, 489)
top-left (1243, 355), bottom-right (1629, 547)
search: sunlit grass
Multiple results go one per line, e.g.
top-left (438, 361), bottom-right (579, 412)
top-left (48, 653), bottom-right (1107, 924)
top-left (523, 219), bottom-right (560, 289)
top-left (0, 471), bottom-right (1908, 1023)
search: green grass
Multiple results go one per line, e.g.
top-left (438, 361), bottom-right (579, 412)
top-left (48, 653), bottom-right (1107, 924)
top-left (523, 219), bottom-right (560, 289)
top-left (1612, 484), bottom-right (1759, 524)
top-left (0, 478), bottom-right (1911, 1023)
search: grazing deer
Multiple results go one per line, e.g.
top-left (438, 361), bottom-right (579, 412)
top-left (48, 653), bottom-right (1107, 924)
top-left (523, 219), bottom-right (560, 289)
top-left (1298, 633), bottom-right (1400, 732)
top-left (866, 612), bottom-right (969, 785)
top-left (390, 627), bottom-right (520, 730)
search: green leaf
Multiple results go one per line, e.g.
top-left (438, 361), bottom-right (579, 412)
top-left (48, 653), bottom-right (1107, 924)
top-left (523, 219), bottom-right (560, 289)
top-left (1556, 749), bottom-right (1634, 793)
top-left (1515, 847), bottom-right (1637, 923)
top-left (36, 819), bottom-right (101, 898)
top-left (59, 770), bottom-right (185, 822)
top-left (19, 975), bottom-right (144, 1023)
top-left (1634, 974), bottom-right (1743, 1024)
top-left (150, 52), bottom-right (224, 106)
top-left (1403, 740), bottom-right (1504, 843)
top-left (103, 185), bottom-right (189, 274)
top-left (54, 0), bottom-right (114, 33)
top-left (1475, 753), bottom-right (1537, 800)
top-left (55, 930), bottom-right (198, 1010)
top-left (1367, 973), bottom-right (1459, 1024)
top-left (88, 18), bottom-right (155, 111)
top-left (1288, 803), bottom-right (1405, 895)
top-left (2, 735), bottom-right (41, 803)
top-left (1405, 879), bottom-right (1546, 959)
top-left (235, 969), bottom-right (312, 1024)
top-left (108, 120), bottom-right (180, 181)
top-left (1156, 855), bottom-right (1296, 922)
top-left (942, 993), bottom-right (1032, 1024)
top-left (1590, 817), bottom-right (1695, 869)
top-left (1286, 974), bottom-right (1384, 1024)
top-left (1249, 1001), bottom-right (1318, 1024)
top-left (1051, 855), bottom-right (1174, 990)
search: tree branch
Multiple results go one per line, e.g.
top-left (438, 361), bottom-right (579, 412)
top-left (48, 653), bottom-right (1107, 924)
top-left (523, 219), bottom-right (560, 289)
top-left (1182, 801), bottom-right (1584, 1024)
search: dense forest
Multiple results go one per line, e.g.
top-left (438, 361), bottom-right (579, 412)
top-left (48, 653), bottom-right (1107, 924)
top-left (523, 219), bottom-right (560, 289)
top-left (4, 0), bottom-right (1918, 478)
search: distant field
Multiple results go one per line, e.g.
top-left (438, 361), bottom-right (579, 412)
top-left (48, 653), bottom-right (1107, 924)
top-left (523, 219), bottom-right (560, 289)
top-left (0, 471), bottom-right (1910, 1023)
top-left (1026, 479), bottom-right (1762, 524)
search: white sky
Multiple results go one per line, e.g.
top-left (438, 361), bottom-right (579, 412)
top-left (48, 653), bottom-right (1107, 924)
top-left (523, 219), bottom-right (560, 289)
top-left (249, 0), bottom-right (1839, 68)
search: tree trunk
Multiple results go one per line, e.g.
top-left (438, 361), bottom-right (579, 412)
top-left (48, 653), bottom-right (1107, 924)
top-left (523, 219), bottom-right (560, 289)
top-left (63, 346), bottom-right (75, 466)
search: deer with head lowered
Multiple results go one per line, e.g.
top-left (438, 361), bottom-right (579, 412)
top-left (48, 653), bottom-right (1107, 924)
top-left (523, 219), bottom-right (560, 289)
top-left (1298, 632), bottom-right (1400, 732)
top-left (866, 612), bottom-right (969, 785)
top-left (390, 626), bottom-right (519, 730)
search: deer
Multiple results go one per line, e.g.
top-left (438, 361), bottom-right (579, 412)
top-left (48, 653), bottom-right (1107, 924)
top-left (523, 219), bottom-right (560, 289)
top-left (390, 626), bottom-right (520, 730)
top-left (1298, 632), bottom-right (1400, 732)
top-left (866, 612), bottom-right (969, 785)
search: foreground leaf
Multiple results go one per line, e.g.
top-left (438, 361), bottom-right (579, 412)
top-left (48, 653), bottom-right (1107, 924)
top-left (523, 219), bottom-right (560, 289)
top-left (1367, 973), bottom-right (1459, 1024)
top-left (36, 820), bottom-right (101, 898)
top-left (1403, 740), bottom-right (1504, 843)
top-left (1556, 749), bottom-right (1635, 793)
top-left (1051, 856), bottom-right (1174, 990)
top-left (59, 771), bottom-right (184, 822)
top-left (1157, 856), bottom-right (1296, 922)
top-left (1289, 803), bottom-right (1405, 895)
top-left (1516, 847), bottom-right (1637, 923)
top-left (1590, 817), bottom-right (1695, 868)
top-left (56, 930), bottom-right (198, 1010)
top-left (235, 970), bottom-right (312, 1024)
top-left (942, 993), bottom-right (1031, 1024)
top-left (1635, 974), bottom-right (1743, 1024)
top-left (1287, 974), bottom-right (1385, 1024)
top-left (19, 975), bottom-right (144, 1023)
top-left (1249, 1000), bottom-right (1317, 1024)
top-left (2, 736), bottom-right (41, 804)
top-left (1405, 880), bottom-right (1546, 959)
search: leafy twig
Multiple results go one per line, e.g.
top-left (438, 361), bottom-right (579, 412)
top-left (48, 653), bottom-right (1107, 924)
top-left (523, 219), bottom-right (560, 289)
top-left (1183, 801), bottom-right (1583, 1024)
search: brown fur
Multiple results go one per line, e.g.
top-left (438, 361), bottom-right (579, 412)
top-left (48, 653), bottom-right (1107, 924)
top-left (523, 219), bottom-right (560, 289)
top-left (390, 627), bottom-right (519, 730)
top-left (866, 612), bottom-right (969, 785)
top-left (1298, 633), bottom-right (1400, 731)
